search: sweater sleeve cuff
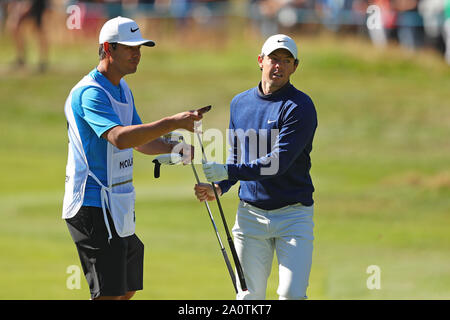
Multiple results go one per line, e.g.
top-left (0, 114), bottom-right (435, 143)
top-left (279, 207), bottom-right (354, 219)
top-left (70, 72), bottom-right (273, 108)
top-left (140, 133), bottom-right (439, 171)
top-left (225, 164), bottom-right (238, 181)
top-left (217, 180), bottom-right (232, 195)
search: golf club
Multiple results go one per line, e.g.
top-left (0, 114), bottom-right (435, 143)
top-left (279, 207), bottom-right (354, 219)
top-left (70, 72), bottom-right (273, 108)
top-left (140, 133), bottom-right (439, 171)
top-left (154, 131), bottom-right (238, 293)
top-left (190, 161), bottom-right (238, 293)
top-left (195, 129), bottom-right (248, 292)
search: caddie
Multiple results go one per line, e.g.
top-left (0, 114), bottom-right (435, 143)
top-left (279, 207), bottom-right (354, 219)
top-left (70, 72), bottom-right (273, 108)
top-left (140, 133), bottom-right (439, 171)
top-left (63, 16), bottom-right (206, 300)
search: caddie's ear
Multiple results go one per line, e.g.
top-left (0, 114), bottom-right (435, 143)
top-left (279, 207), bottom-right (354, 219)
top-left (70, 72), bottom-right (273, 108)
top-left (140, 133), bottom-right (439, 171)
top-left (103, 42), bottom-right (110, 55)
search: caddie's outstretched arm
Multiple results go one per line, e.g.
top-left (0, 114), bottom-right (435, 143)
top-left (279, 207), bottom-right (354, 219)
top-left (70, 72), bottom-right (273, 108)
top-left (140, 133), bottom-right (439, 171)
top-left (102, 110), bottom-right (202, 150)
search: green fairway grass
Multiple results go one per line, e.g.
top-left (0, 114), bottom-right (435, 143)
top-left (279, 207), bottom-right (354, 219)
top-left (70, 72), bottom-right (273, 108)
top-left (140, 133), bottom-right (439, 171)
top-left (0, 31), bottom-right (449, 299)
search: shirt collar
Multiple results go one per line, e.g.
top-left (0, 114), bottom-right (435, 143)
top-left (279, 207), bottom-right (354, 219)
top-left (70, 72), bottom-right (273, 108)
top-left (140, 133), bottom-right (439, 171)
top-left (91, 68), bottom-right (123, 100)
top-left (257, 81), bottom-right (292, 99)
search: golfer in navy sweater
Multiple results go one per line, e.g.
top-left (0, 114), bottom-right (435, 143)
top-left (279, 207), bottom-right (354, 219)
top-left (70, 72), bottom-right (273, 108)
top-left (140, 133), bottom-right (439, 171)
top-left (195, 34), bottom-right (317, 300)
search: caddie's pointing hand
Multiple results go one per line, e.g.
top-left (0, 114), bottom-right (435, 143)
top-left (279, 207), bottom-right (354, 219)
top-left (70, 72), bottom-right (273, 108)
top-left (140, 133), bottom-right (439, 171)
top-left (170, 110), bottom-right (203, 132)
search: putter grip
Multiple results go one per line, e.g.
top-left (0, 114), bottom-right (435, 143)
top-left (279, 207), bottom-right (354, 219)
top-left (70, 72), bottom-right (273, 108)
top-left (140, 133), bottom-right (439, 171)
top-left (152, 159), bottom-right (161, 178)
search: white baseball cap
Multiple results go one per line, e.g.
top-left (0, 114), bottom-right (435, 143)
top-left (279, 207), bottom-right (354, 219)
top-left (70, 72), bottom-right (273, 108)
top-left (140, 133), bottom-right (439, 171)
top-left (261, 34), bottom-right (297, 60)
top-left (99, 16), bottom-right (155, 47)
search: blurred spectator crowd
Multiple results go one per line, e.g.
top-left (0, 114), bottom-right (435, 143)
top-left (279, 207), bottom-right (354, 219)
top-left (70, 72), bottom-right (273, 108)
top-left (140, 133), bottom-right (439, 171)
top-left (249, 0), bottom-right (450, 64)
top-left (1, 0), bottom-right (450, 66)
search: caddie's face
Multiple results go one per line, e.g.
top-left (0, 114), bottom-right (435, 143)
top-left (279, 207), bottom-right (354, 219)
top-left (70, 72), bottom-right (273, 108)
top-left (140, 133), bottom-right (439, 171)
top-left (110, 43), bottom-right (141, 75)
top-left (258, 49), bottom-right (297, 90)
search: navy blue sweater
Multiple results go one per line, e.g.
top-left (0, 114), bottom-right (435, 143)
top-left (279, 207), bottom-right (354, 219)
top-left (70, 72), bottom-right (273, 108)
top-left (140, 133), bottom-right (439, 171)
top-left (217, 82), bottom-right (317, 210)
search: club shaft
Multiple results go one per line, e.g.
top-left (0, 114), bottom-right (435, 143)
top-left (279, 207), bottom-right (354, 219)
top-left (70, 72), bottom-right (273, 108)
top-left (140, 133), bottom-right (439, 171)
top-left (191, 162), bottom-right (238, 292)
top-left (195, 132), bottom-right (248, 292)
top-left (209, 182), bottom-right (248, 291)
top-left (221, 248), bottom-right (238, 293)
top-left (192, 163), bottom-right (225, 248)
top-left (205, 199), bottom-right (237, 293)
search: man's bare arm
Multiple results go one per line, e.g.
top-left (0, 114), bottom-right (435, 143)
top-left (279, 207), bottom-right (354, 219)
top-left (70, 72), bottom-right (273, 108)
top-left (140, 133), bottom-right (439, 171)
top-left (102, 110), bottom-right (202, 150)
top-left (134, 137), bottom-right (173, 155)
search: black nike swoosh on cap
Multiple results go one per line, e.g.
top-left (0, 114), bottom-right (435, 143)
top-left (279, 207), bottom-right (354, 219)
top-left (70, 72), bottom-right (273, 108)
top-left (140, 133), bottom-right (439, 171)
top-left (131, 27), bottom-right (139, 33)
top-left (277, 40), bottom-right (287, 43)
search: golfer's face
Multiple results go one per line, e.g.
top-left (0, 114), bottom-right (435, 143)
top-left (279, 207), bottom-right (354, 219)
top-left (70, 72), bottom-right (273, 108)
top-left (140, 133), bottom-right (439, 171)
top-left (112, 43), bottom-right (141, 75)
top-left (259, 49), bottom-right (297, 90)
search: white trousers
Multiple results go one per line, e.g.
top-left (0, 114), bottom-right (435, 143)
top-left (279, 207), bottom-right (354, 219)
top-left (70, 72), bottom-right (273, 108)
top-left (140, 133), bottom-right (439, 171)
top-left (232, 201), bottom-right (314, 300)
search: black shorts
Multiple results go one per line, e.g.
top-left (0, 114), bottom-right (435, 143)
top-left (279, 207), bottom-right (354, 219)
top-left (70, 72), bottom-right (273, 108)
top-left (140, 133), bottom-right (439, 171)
top-left (66, 206), bottom-right (144, 299)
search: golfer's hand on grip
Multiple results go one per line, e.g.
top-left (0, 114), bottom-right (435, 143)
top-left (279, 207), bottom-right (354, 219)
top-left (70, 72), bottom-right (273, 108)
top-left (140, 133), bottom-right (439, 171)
top-left (194, 183), bottom-right (222, 202)
top-left (169, 110), bottom-right (203, 132)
